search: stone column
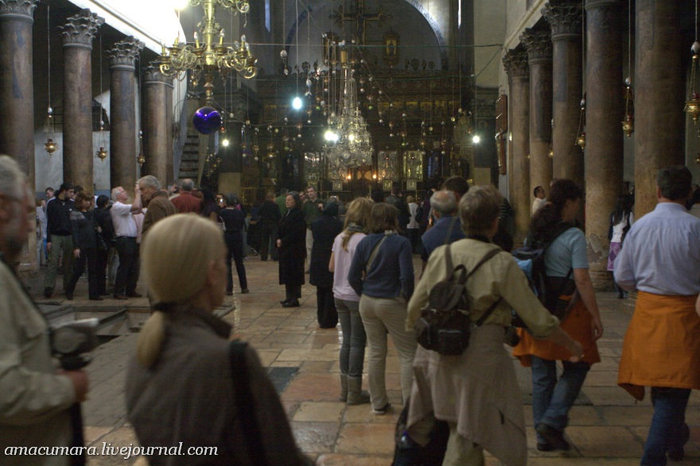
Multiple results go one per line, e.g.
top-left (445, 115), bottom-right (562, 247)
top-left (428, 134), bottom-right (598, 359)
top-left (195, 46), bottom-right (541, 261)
top-left (635, 0), bottom-right (684, 216)
top-left (585, 0), bottom-right (624, 287)
top-left (61, 10), bottom-right (103, 190)
top-left (0, 0), bottom-right (38, 191)
top-left (544, 1), bottom-right (584, 188)
top-left (503, 47), bottom-right (530, 244)
top-left (109, 37), bottom-right (142, 194)
top-left (165, 80), bottom-right (174, 185)
top-left (142, 63), bottom-right (171, 184)
top-left (0, 0), bottom-right (39, 272)
top-left (521, 28), bottom-right (553, 195)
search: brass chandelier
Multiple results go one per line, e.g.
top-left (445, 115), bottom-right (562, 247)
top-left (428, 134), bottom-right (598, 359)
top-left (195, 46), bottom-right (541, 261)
top-left (159, 0), bottom-right (257, 102)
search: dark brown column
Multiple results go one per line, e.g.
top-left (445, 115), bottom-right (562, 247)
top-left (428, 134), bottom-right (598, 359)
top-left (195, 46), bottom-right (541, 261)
top-left (544, 1), bottom-right (583, 188)
top-left (109, 37), bottom-right (142, 193)
top-left (635, 0), bottom-right (684, 216)
top-left (521, 28), bottom-right (553, 196)
top-left (142, 63), bottom-right (171, 184)
top-left (503, 47), bottom-right (530, 244)
top-left (165, 81), bottom-right (174, 185)
top-left (0, 0), bottom-right (38, 191)
top-left (61, 10), bottom-right (103, 190)
top-left (585, 0), bottom-right (624, 288)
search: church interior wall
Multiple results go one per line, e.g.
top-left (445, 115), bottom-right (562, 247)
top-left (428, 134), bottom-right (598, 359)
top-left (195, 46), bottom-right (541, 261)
top-left (473, 0), bottom-right (506, 87)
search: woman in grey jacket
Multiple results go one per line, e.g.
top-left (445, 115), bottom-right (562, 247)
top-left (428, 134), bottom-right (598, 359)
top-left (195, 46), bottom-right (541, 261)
top-left (125, 214), bottom-right (311, 466)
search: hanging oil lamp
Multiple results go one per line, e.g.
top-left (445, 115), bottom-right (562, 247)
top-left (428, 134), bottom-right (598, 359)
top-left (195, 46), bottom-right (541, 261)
top-left (136, 130), bottom-right (145, 167)
top-left (684, 42), bottom-right (700, 124)
top-left (575, 97), bottom-right (586, 150)
top-left (621, 77), bottom-right (634, 137)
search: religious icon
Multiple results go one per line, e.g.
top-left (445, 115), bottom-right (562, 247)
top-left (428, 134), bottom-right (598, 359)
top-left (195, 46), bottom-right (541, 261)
top-left (384, 30), bottom-right (399, 67)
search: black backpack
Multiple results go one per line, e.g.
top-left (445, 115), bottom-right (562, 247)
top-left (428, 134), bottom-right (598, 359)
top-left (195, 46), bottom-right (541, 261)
top-left (511, 223), bottom-right (577, 324)
top-left (415, 244), bottom-right (502, 356)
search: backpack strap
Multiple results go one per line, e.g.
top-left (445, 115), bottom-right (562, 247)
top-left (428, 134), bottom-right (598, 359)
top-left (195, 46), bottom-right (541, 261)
top-left (443, 216), bottom-right (458, 245)
top-left (466, 248), bottom-right (502, 279)
top-left (229, 340), bottom-right (269, 466)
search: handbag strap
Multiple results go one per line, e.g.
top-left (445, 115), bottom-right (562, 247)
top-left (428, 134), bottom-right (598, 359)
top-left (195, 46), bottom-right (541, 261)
top-left (364, 235), bottom-right (388, 276)
top-left (229, 340), bottom-right (269, 466)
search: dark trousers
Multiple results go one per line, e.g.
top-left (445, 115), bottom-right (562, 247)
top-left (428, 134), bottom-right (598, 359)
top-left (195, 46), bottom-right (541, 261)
top-left (316, 286), bottom-right (338, 328)
top-left (114, 237), bottom-right (139, 296)
top-left (95, 247), bottom-right (109, 295)
top-left (285, 284), bottom-right (301, 301)
top-left (67, 247), bottom-right (99, 299)
top-left (641, 387), bottom-right (691, 465)
top-left (259, 223), bottom-right (278, 260)
top-left (225, 232), bottom-right (248, 291)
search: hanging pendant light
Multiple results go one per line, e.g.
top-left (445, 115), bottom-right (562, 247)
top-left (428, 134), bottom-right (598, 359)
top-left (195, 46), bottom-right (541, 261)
top-left (622, 77), bottom-right (634, 137)
top-left (684, 1), bottom-right (700, 124)
top-left (44, 5), bottom-right (58, 155)
top-left (575, 97), bottom-right (586, 150)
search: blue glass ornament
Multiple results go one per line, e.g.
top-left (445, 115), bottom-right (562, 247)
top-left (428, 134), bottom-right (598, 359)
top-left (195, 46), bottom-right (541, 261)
top-left (193, 106), bottom-right (222, 134)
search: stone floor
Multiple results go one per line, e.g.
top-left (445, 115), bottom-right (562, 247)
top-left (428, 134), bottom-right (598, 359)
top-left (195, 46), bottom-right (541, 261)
top-left (29, 256), bottom-right (700, 466)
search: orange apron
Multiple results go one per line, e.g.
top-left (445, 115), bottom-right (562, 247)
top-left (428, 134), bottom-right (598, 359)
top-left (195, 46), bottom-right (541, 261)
top-left (512, 299), bottom-right (601, 367)
top-left (618, 291), bottom-right (700, 401)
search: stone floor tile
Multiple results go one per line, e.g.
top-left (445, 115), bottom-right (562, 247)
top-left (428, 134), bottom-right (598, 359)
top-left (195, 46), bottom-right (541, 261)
top-left (293, 401), bottom-right (346, 422)
top-left (282, 372), bottom-right (343, 402)
top-left (290, 421), bottom-right (340, 454)
top-left (316, 453), bottom-right (393, 465)
top-left (336, 423), bottom-right (396, 454)
top-left (599, 406), bottom-right (655, 426)
top-left (566, 426), bottom-right (644, 457)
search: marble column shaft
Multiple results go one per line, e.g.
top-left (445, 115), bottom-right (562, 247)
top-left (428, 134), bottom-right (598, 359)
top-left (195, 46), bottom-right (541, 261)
top-left (142, 64), bottom-right (172, 185)
top-left (0, 1), bottom-right (37, 190)
top-left (61, 10), bottom-right (102, 190)
top-left (165, 83), bottom-right (174, 185)
top-left (634, 0), bottom-right (685, 216)
top-left (109, 37), bottom-right (142, 194)
top-left (503, 47), bottom-right (530, 244)
top-left (585, 0), bottom-right (624, 287)
top-left (544, 1), bottom-right (584, 188)
top-left (522, 28), bottom-right (553, 196)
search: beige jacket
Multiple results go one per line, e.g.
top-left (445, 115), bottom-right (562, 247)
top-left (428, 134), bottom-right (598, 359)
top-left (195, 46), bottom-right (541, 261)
top-left (0, 260), bottom-right (75, 466)
top-left (406, 239), bottom-right (560, 466)
top-left (406, 238), bottom-right (559, 336)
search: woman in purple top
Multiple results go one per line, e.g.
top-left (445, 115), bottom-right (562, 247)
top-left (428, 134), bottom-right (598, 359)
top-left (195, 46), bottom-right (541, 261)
top-left (329, 198), bottom-right (373, 405)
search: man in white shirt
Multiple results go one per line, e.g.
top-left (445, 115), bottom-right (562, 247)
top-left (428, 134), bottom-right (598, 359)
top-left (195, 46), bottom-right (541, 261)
top-left (110, 186), bottom-right (142, 299)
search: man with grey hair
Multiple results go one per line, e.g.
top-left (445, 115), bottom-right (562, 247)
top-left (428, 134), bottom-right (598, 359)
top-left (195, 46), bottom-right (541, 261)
top-left (0, 155), bottom-right (89, 463)
top-left (171, 178), bottom-right (202, 214)
top-left (111, 186), bottom-right (142, 299)
top-left (420, 189), bottom-right (466, 270)
top-left (138, 175), bottom-right (176, 239)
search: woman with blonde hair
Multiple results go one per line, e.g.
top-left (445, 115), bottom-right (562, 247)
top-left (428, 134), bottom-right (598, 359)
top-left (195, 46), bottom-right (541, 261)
top-left (329, 197), bottom-right (373, 404)
top-left (125, 214), bottom-right (309, 465)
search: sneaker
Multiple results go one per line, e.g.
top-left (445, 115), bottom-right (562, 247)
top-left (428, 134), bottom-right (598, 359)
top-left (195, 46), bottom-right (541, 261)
top-left (372, 403), bottom-right (391, 415)
top-left (282, 299), bottom-right (300, 308)
top-left (535, 423), bottom-right (570, 451)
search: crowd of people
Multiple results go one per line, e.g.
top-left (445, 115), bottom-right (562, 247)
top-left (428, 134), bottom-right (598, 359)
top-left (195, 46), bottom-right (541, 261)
top-left (1, 154), bottom-right (699, 465)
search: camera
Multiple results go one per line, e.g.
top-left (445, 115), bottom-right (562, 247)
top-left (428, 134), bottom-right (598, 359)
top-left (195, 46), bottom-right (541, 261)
top-left (50, 318), bottom-right (99, 370)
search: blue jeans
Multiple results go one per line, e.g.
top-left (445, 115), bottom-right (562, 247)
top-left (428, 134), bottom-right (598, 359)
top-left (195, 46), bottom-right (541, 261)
top-left (641, 387), bottom-right (691, 466)
top-left (336, 298), bottom-right (366, 378)
top-left (531, 356), bottom-right (590, 442)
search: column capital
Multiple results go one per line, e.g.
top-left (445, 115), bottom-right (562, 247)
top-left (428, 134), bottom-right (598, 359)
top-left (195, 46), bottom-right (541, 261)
top-left (585, 0), bottom-right (620, 11)
top-left (543, 1), bottom-right (583, 40)
top-left (520, 28), bottom-right (553, 64)
top-left (0, 0), bottom-right (38, 21)
top-left (503, 47), bottom-right (529, 78)
top-left (109, 37), bottom-right (143, 71)
top-left (61, 9), bottom-right (103, 50)
top-left (143, 63), bottom-right (173, 88)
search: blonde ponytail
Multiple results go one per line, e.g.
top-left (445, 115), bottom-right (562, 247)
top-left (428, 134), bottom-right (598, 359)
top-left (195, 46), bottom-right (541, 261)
top-left (136, 311), bottom-right (167, 368)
